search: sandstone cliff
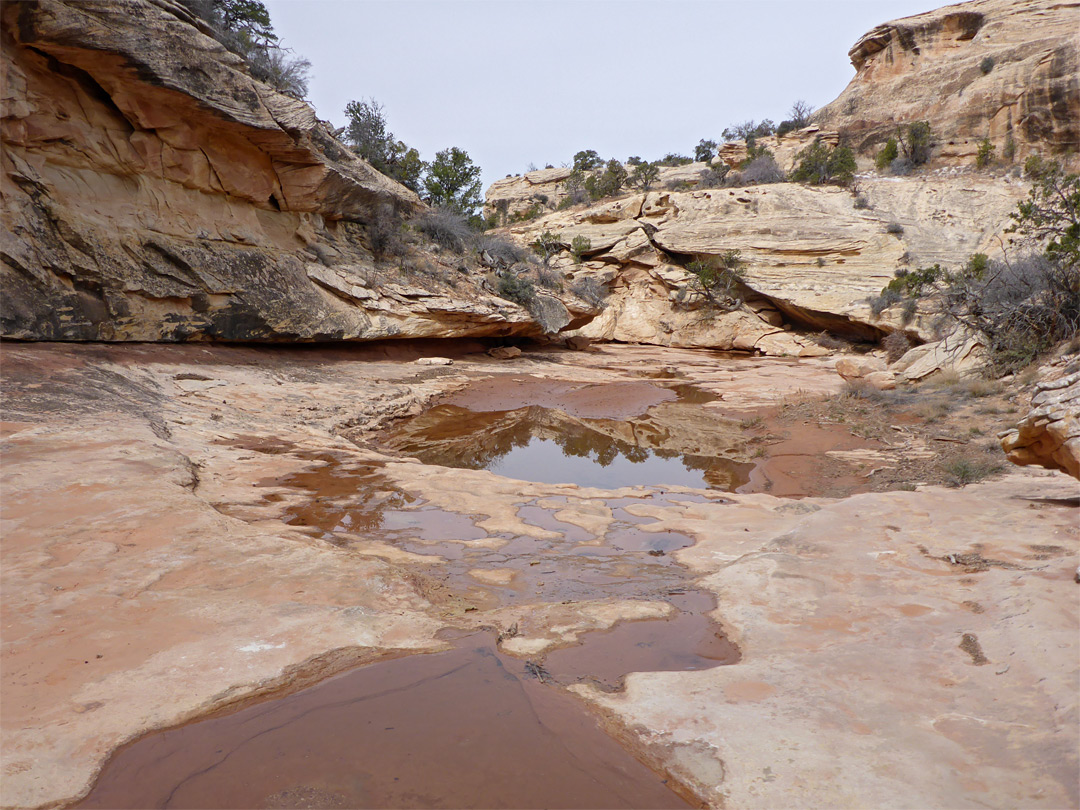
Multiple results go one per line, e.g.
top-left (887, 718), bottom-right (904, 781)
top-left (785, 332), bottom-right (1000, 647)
top-left (1, 0), bottom-right (588, 342)
top-left (814, 0), bottom-right (1079, 166)
top-left (483, 173), bottom-right (1027, 353)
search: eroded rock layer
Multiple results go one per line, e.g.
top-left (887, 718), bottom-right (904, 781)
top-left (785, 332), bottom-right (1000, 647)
top-left (815, 0), bottom-right (1080, 165)
top-left (0, 0), bottom-right (570, 341)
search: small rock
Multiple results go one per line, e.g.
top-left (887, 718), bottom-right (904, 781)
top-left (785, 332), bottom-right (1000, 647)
top-left (566, 336), bottom-right (593, 351)
top-left (864, 370), bottom-right (898, 390)
top-left (487, 346), bottom-right (522, 360)
top-left (415, 357), bottom-right (452, 366)
top-left (836, 356), bottom-right (887, 380)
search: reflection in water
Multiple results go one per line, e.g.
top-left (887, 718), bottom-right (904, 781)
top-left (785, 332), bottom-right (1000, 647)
top-left (386, 403), bottom-right (754, 492)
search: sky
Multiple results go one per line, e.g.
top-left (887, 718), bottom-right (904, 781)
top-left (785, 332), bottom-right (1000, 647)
top-left (263, 0), bottom-right (942, 191)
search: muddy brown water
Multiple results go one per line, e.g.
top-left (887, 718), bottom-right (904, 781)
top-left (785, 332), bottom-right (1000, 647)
top-left (84, 382), bottom-right (758, 808)
top-left (76, 635), bottom-right (691, 809)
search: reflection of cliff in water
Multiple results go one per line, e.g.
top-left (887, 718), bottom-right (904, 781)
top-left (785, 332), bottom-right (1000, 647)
top-left (386, 403), bottom-right (755, 491)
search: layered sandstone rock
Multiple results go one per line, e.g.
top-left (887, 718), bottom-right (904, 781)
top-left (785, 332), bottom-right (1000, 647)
top-left (0, 0), bottom-right (588, 341)
top-left (485, 176), bottom-right (1025, 352)
top-left (815, 0), bottom-right (1079, 166)
top-left (1000, 367), bottom-right (1080, 479)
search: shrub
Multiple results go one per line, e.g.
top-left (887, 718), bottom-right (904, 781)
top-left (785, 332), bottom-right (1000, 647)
top-left (741, 155), bottom-right (786, 184)
top-left (875, 137), bottom-right (899, 171)
top-left (367, 203), bottom-right (406, 259)
top-left (570, 276), bottom-right (607, 307)
top-left (976, 138), bottom-right (995, 169)
top-left (854, 194), bottom-right (871, 209)
top-left (530, 230), bottom-right (563, 264)
top-left (413, 207), bottom-right (473, 253)
top-left (509, 203), bottom-right (544, 223)
top-left (572, 150), bottom-right (604, 172)
top-left (886, 221), bottom-right (905, 235)
top-left (698, 163), bottom-right (730, 188)
top-left (775, 120), bottom-right (797, 138)
top-left (658, 153), bottom-right (694, 167)
top-left (535, 266), bottom-right (564, 291)
top-left (979, 56), bottom-right (994, 75)
top-left (585, 159), bottom-right (628, 200)
top-left (478, 235), bottom-right (530, 267)
top-left (890, 157), bottom-right (914, 176)
top-left (791, 142), bottom-right (856, 186)
top-left (1003, 135), bottom-right (1016, 162)
top-left (694, 139), bottom-right (718, 162)
top-left (941, 457), bottom-right (1001, 487)
top-left (628, 161), bottom-right (660, 191)
top-left (687, 250), bottom-right (746, 309)
top-left (789, 100), bottom-right (813, 128)
top-left (882, 331), bottom-right (913, 363)
top-left (496, 273), bottom-right (537, 307)
top-left (248, 46), bottom-right (311, 98)
top-left (570, 235), bottom-right (592, 263)
top-left (626, 155), bottom-right (644, 166)
top-left (423, 147), bottom-right (483, 216)
top-left (899, 121), bottom-right (934, 165)
top-left (722, 120), bottom-right (775, 141)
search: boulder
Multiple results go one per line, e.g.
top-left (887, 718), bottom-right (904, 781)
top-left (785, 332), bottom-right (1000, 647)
top-left (836, 356), bottom-right (888, 380)
top-left (487, 346), bottom-right (522, 360)
top-left (1000, 370), bottom-right (1080, 479)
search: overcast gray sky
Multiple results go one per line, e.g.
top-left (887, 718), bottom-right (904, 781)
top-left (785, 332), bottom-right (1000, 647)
top-left (263, 0), bottom-right (942, 191)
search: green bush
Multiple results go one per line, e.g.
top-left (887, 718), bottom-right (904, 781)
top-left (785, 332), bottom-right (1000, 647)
top-left (790, 142), bottom-right (856, 186)
top-left (423, 147), bottom-right (483, 216)
top-left (900, 121), bottom-right (934, 165)
top-left (976, 138), bottom-right (995, 169)
top-left (530, 231), bottom-right (562, 263)
top-left (687, 250), bottom-right (746, 308)
top-left (875, 137), bottom-right (899, 171)
top-left (496, 273), bottom-right (536, 307)
top-left (657, 153), bottom-right (693, 167)
top-left (572, 150), bottom-right (604, 172)
top-left (694, 139), bottom-right (718, 163)
top-left (628, 161), bottom-right (660, 191)
top-left (570, 235), bottom-right (592, 263)
top-left (979, 56), bottom-right (994, 75)
top-left (584, 159), bottom-right (628, 200)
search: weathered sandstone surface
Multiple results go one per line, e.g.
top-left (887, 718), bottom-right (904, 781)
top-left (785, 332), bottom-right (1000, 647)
top-left (1, 0), bottom-right (585, 342)
top-left (815, 0), bottom-right (1079, 166)
top-left (485, 175), bottom-right (1026, 351)
top-left (1001, 361), bottom-right (1080, 479)
top-left (2, 342), bottom-right (1077, 809)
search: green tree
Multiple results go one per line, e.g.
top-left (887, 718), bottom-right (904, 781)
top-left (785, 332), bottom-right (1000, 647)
top-left (899, 121), bottom-right (934, 165)
top-left (975, 138), bottom-right (995, 169)
top-left (584, 159), bottom-right (628, 200)
top-left (344, 99), bottom-right (425, 192)
top-left (790, 142), bottom-right (856, 186)
top-left (628, 161), bottom-right (660, 191)
top-left (424, 147), bottom-right (483, 216)
top-left (1011, 157), bottom-right (1080, 267)
top-left (694, 139), bottom-right (718, 163)
top-left (875, 137), bottom-right (899, 171)
top-left (572, 150), bottom-right (604, 172)
top-left (214, 0), bottom-right (276, 44)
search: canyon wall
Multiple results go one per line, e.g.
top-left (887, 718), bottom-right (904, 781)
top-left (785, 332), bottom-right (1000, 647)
top-left (1, 0), bottom-right (587, 342)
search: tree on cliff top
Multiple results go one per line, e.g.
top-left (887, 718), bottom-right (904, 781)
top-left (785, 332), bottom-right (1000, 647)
top-left (344, 99), bottom-right (424, 192)
top-left (423, 148), bottom-right (483, 216)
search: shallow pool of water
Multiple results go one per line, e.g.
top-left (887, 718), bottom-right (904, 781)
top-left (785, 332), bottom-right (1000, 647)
top-left (76, 636), bottom-right (691, 810)
top-left (385, 403), bottom-right (754, 492)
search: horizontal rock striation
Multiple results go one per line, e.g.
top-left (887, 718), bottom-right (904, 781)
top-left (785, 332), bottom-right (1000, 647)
top-left (485, 174), bottom-right (1026, 352)
top-left (815, 0), bottom-right (1079, 166)
top-left (1, 0), bottom-right (581, 341)
top-left (1000, 368), bottom-right (1080, 479)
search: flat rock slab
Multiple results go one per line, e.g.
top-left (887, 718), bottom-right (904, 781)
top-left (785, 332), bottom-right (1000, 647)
top-left (1, 342), bottom-right (1076, 810)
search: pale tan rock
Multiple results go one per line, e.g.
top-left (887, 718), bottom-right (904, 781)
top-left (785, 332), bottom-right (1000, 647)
top-left (864, 370), bottom-right (899, 390)
top-left (815, 0), bottom-right (1079, 168)
top-left (1000, 370), bottom-right (1080, 479)
top-left (898, 332), bottom-right (987, 381)
top-left (836, 356), bottom-right (888, 379)
top-left (415, 357), bottom-right (453, 366)
top-left (565, 336), bottom-right (593, 351)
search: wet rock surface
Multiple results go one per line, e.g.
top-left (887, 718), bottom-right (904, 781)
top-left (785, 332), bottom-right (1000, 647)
top-left (1, 341), bottom-right (1077, 809)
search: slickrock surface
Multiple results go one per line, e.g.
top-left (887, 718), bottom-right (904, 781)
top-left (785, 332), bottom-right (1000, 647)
top-left (1001, 362), bottom-right (1080, 479)
top-left (2, 341), bottom-right (1076, 809)
top-left (0, 0), bottom-right (583, 342)
top-left (815, 0), bottom-right (1079, 166)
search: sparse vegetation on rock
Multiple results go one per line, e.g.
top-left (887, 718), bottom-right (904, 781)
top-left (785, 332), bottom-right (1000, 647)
top-left (790, 141), bottom-right (856, 186)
